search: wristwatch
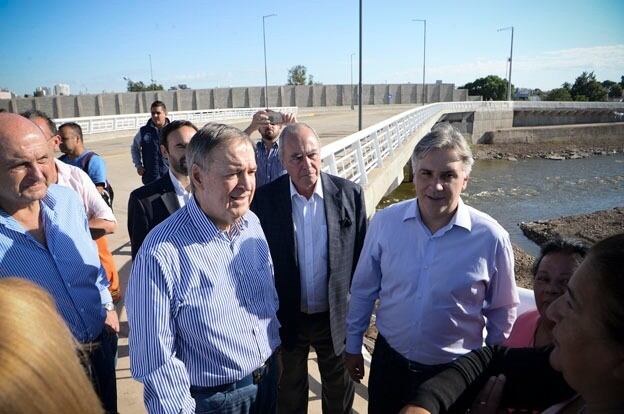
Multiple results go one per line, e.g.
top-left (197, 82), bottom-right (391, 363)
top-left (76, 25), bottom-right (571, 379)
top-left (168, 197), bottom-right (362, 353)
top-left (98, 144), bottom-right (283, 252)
top-left (103, 302), bottom-right (115, 312)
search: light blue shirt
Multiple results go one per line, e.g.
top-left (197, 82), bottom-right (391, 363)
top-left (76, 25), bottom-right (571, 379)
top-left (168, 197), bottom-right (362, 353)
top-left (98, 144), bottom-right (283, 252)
top-left (290, 177), bottom-right (328, 313)
top-left (346, 198), bottom-right (518, 365)
top-left (0, 184), bottom-right (111, 342)
top-left (255, 140), bottom-right (286, 188)
top-left (59, 151), bottom-right (107, 186)
top-left (126, 196), bottom-right (281, 414)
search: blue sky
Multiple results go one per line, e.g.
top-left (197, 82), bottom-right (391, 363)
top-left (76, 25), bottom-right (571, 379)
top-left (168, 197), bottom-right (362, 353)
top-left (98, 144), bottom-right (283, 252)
top-left (1, 0), bottom-right (623, 96)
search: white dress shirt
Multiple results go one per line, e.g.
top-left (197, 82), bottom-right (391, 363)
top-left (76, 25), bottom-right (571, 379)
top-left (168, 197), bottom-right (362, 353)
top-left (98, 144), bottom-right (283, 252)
top-left (168, 169), bottom-right (191, 208)
top-left (55, 159), bottom-right (116, 222)
top-left (290, 177), bottom-right (329, 314)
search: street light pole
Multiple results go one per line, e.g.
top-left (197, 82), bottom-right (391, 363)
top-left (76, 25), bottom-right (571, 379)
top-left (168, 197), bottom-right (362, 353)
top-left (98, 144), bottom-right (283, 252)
top-left (149, 54), bottom-right (154, 85)
top-left (350, 53), bottom-right (355, 110)
top-left (262, 13), bottom-right (277, 108)
top-left (358, 0), bottom-right (363, 130)
top-left (497, 26), bottom-right (514, 100)
top-left (412, 19), bottom-right (426, 105)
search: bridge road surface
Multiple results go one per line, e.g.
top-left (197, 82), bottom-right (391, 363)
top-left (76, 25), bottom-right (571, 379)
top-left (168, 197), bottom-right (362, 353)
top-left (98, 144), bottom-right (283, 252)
top-left (88, 105), bottom-right (416, 413)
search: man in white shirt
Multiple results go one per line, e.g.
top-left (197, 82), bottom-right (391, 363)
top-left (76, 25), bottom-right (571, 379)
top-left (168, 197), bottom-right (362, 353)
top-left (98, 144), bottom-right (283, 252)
top-left (127, 120), bottom-right (197, 259)
top-left (252, 123), bottom-right (367, 414)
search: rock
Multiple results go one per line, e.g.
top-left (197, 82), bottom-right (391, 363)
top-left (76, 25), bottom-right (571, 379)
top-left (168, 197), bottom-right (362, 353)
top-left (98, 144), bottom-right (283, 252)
top-left (507, 156), bottom-right (518, 161)
top-left (545, 154), bottom-right (565, 160)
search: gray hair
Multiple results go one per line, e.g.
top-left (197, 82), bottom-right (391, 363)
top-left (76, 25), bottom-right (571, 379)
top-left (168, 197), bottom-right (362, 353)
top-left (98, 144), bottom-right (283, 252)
top-left (410, 123), bottom-right (474, 175)
top-left (20, 110), bottom-right (57, 136)
top-left (278, 122), bottom-right (321, 160)
top-left (187, 123), bottom-right (252, 190)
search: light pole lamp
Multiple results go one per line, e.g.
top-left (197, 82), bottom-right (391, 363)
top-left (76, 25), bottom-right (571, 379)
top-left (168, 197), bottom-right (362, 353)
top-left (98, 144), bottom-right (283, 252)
top-left (497, 26), bottom-right (514, 101)
top-left (262, 13), bottom-right (277, 108)
top-left (350, 52), bottom-right (355, 110)
top-left (412, 19), bottom-right (426, 105)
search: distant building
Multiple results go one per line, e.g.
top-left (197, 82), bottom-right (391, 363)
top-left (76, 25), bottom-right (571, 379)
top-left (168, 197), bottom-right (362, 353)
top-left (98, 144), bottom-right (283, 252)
top-left (35, 86), bottom-right (51, 97)
top-left (54, 83), bottom-right (70, 96)
top-left (514, 88), bottom-right (541, 101)
top-left (0, 90), bottom-right (12, 100)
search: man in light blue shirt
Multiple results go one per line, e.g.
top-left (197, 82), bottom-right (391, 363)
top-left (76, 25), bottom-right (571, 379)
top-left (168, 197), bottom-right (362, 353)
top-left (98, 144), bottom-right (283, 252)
top-left (0, 113), bottom-right (119, 413)
top-left (126, 123), bottom-right (281, 414)
top-left (345, 124), bottom-right (519, 414)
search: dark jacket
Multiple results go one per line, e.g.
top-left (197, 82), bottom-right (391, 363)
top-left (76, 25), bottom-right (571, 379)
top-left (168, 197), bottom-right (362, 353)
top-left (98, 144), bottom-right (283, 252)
top-left (127, 173), bottom-right (180, 259)
top-left (251, 172), bottom-right (367, 355)
top-left (138, 119), bottom-right (169, 184)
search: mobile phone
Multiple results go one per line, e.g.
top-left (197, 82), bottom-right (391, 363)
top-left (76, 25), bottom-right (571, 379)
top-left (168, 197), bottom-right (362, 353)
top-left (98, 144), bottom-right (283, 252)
top-left (267, 111), bottom-right (283, 124)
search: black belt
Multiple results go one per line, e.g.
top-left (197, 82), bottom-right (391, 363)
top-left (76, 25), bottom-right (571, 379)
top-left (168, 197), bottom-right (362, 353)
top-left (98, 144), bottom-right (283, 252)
top-left (377, 334), bottom-right (449, 373)
top-left (190, 358), bottom-right (272, 394)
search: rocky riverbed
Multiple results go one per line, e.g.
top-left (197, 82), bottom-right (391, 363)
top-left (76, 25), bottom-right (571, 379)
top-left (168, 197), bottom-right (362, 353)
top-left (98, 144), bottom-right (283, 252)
top-left (472, 138), bottom-right (623, 161)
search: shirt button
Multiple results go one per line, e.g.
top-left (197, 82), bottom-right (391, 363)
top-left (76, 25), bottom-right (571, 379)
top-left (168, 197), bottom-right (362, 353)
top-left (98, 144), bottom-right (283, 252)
top-left (67, 283), bottom-right (71, 287)
top-left (80, 308), bottom-right (85, 313)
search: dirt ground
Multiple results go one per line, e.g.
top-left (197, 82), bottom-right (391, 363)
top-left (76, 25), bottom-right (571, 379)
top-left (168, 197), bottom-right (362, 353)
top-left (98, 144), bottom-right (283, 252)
top-left (520, 207), bottom-right (624, 246)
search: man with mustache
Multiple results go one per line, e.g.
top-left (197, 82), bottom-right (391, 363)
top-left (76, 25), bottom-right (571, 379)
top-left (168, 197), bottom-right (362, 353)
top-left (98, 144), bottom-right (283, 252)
top-left (127, 120), bottom-right (197, 259)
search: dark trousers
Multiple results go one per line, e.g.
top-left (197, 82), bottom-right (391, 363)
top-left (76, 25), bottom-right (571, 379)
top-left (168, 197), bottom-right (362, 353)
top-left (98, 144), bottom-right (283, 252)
top-left (191, 353), bottom-right (278, 414)
top-left (81, 329), bottom-right (118, 414)
top-left (278, 312), bottom-right (354, 414)
top-left (368, 335), bottom-right (450, 414)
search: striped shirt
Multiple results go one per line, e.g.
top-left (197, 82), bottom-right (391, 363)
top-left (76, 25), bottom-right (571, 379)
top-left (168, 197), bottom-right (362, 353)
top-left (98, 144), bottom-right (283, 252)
top-left (126, 195), bottom-right (281, 414)
top-left (255, 140), bottom-right (286, 188)
top-left (0, 184), bottom-right (110, 342)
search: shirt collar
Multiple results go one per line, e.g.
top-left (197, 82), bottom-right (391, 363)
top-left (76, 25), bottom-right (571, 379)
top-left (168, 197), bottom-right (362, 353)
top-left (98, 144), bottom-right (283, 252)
top-left (256, 140), bottom-right (279, 150)
top-left (289, 175), bottom-right (324, 200)
top-left (404, 197), bottom-right (472, 232)
top-left (168, 169), bottom-right (189, 197)
top-left (0, 185), bottom-right (59, 230)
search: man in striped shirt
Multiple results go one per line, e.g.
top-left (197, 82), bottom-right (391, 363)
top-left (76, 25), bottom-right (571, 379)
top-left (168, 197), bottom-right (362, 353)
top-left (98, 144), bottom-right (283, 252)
top-left (126, 123), bottom-right (281, 414)
top-left (0, 112), bottom-right (119, 413)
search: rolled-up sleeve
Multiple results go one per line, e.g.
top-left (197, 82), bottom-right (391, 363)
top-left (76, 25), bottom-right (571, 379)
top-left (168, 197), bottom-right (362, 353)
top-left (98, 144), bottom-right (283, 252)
top-left (484, 233), bottom-right (519, 345)
top-left (126, 251), bottom-right (195, 414)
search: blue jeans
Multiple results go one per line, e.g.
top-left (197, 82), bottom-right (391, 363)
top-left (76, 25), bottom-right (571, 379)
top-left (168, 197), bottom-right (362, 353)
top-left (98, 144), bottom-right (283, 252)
top-left (191, 354), bottom-right (278, 414)
top-left (83, 329), bottom-right (118, 414)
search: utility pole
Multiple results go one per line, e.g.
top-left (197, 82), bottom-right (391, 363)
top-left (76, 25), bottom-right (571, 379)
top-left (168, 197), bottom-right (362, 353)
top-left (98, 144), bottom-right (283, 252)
top-left (149, 54), bottom-right (154, 85)
top-left (263, 14), bottom-right (277, 108)
top-left (358, 0), bottom-right (363, 130)
top-left (497, 26), bottom-right (514, 100)
top-left (412, 19), bottom-right (427, 105)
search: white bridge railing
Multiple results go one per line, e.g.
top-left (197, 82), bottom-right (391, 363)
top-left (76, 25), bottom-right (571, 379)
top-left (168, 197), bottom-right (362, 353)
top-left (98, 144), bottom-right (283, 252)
top-left (319, 100), bottom-right (624, 186)
top-left (53, 107), bottom-right (298, 135)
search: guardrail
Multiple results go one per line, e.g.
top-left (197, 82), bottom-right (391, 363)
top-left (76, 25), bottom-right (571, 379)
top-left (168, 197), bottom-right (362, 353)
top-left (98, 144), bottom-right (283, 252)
top-left (53, 107), bottom-right (298, 135)
top-left (319, 100), bottom-right (624, 186)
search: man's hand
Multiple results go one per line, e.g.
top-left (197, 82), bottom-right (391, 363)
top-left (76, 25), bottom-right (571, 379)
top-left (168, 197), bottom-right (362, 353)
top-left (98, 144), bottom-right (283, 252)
top-left (136, 166), bottom-right (145, 176)
top-left (282, 112), bottom-right (297, 125)
top-left (470, 374), bottom-right (506, 414)
top-left (104, 309), bottom-right (120, 334)
top-left (244, 110), bottom-right (270, 135)
top-left (344, 352), bottom-right (365, 382)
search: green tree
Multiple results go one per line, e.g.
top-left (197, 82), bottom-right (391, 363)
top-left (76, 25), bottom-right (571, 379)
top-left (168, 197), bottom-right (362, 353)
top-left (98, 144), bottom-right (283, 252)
top-left (544, 87), bottom-right (573, 101)
top-left (608, 83), bottom-right (623, 99)
top-left (287, 65), bottom-right (308, 85)
top-left (461, 75), bottom-right (512, 101)
top-left (126, 80), bottom-right (164, 92)
top-left (570, 71), bottom-right (607, 101)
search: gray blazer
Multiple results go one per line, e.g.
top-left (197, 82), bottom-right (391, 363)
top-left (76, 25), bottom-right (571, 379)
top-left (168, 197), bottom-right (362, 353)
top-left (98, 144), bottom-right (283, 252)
top-left (251, 172), bottom-right (367, 355)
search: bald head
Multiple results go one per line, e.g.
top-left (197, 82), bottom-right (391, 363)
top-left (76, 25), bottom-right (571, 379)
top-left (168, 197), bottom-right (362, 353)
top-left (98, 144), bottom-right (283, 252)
top-left (0, 113), bottom-right (52, 210)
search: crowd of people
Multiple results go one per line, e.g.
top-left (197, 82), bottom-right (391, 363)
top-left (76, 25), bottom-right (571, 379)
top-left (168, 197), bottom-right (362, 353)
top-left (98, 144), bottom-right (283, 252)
top-left (0, 101), bottom-right (621, 414)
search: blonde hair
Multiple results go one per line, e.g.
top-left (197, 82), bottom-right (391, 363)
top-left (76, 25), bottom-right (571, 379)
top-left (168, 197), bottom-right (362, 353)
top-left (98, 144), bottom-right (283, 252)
top-left (0, 278), bottom-right (103, 414)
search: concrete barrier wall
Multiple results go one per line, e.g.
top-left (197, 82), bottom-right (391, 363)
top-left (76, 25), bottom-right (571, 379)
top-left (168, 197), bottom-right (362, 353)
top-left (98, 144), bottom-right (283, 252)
top-left (513, 109), bottom-right (620, 127)
top-left (2, 82), bottom-right (476, 117)
top-left (479, 122), bottom-right (624, 144)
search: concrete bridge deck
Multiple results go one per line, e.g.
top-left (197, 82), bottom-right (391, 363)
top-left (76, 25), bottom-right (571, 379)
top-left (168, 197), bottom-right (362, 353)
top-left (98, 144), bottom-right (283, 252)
top-left (96, 105), bottom-right (414, 413)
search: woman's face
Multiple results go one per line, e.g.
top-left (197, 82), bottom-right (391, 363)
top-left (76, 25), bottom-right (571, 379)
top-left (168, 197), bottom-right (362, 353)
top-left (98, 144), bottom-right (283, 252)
top-left (533, 252), bottom-right (579, 317)
top-left (546, 258), bottom-right (622, 398)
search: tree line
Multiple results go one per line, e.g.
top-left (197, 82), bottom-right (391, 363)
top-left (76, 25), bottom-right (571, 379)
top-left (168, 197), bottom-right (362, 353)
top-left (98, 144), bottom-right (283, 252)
top-left (461, 72), bottom-right (623, 101)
